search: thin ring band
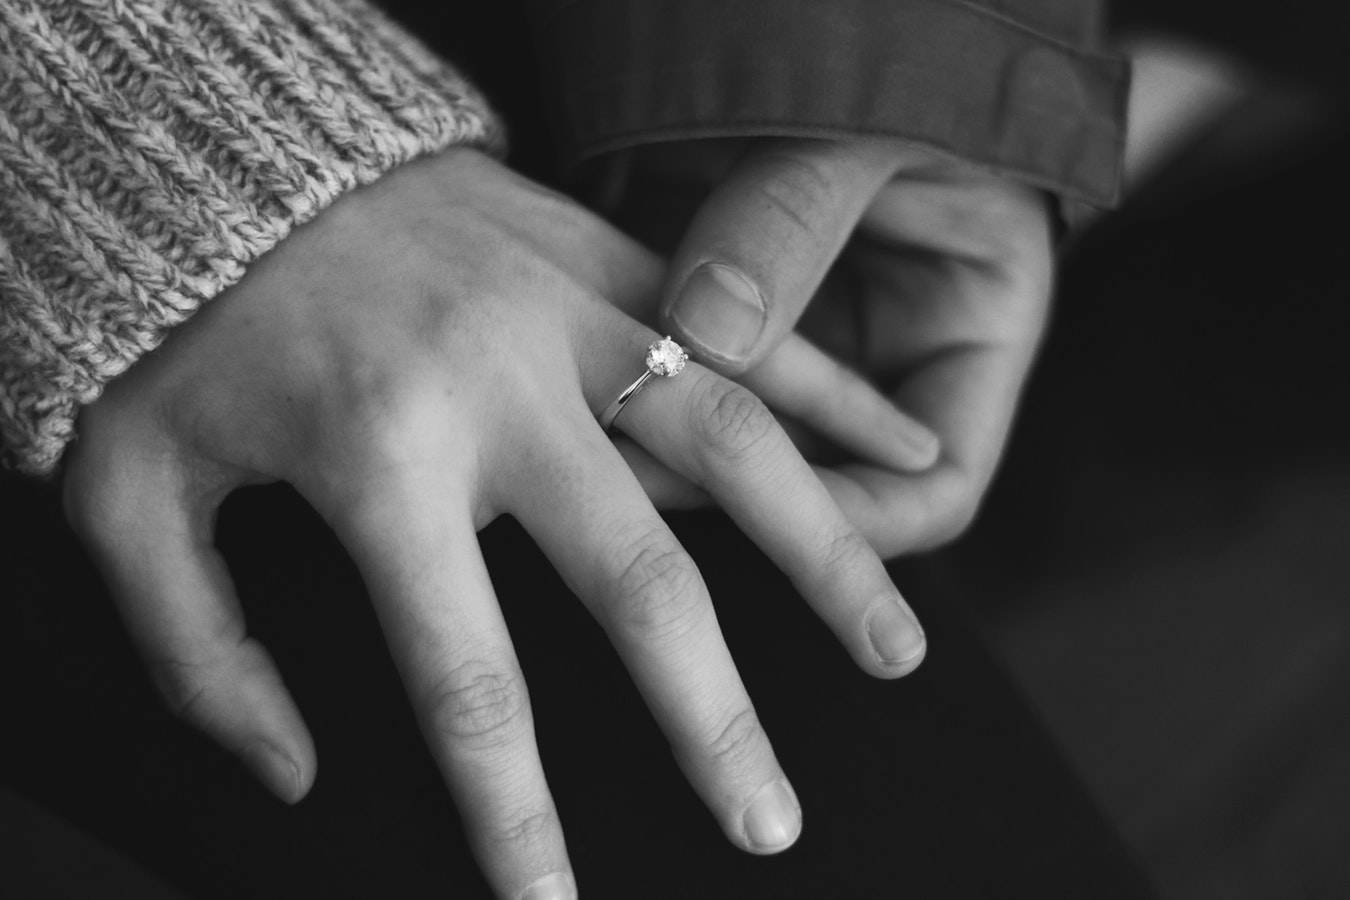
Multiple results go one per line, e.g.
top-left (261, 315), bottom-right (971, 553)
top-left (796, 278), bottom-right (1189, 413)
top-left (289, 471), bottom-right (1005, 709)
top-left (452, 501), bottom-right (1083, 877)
top-left (599, 337), bottom-right (688, 432)
top-left (598, 370), bottom-right (656, 432)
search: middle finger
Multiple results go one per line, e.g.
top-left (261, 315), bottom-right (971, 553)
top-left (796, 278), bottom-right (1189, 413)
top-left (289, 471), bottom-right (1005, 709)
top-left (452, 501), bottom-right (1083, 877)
top-left (505, 411), bottom-right (803, 855)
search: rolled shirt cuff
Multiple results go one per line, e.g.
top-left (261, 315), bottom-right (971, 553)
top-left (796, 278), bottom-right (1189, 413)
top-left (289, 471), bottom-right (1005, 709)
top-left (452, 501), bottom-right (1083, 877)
top-left (531, 0), bottom-right (1128, 208)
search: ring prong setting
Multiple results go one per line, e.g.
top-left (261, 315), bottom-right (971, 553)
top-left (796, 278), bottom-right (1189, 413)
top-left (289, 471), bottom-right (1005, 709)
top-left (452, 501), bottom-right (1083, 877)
top-left (646, 336), bottom-right (689, 377)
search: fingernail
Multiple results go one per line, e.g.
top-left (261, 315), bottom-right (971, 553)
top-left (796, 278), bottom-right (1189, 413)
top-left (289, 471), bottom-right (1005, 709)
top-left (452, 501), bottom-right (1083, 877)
top-left (242, 741), bottom-right (302, 804)
top-left (866, 601), bottom-right (926, 667)
top-left (743, 780), bottom-right (801, 853)
top-left (670, 263), bottom-right (766, 363)
top-left (522, 871), bottom-right (577, 900)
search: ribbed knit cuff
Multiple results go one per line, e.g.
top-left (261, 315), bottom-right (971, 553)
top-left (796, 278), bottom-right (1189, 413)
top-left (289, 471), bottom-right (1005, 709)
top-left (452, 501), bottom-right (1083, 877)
top-left (0, 0), bottom-right (502, 476)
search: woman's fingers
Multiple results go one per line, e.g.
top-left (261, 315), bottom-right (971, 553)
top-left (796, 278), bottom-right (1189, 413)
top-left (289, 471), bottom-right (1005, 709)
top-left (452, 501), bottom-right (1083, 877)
top-left (319, 469), bottom-right (574, 900)
top-left (589, 329), bottom-right (926, 678)
top-left (508, 415), bottom-right (802, 855)
top-left (62, 454), bottom-right (314, 803)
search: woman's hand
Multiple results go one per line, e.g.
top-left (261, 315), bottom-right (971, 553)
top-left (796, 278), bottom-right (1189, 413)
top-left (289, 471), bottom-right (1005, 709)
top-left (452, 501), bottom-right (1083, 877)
top-left (622, 138), bottom-right (1054, 557)
top-left (62, 148), bottom-right (926, 899)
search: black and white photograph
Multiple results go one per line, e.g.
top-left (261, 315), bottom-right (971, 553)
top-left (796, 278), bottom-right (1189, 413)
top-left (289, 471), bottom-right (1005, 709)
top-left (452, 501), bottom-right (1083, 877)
top-left (2, 1), bottom-right (1346, 897)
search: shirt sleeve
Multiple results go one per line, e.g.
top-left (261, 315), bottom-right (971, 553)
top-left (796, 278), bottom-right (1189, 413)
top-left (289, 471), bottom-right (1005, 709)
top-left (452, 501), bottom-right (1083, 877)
top-left (0, 0), bottom-right (502, 476)
top-left (527, 0), bottom-right (1128, 208)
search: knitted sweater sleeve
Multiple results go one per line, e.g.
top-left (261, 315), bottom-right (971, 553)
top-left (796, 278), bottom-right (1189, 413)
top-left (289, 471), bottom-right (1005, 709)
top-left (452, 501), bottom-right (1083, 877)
top-left (0, 0), bottom-right (502, 477)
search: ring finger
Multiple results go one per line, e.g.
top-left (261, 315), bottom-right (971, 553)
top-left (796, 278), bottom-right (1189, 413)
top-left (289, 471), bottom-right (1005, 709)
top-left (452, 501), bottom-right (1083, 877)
top-left (586, 323), bottom-right (927, 678)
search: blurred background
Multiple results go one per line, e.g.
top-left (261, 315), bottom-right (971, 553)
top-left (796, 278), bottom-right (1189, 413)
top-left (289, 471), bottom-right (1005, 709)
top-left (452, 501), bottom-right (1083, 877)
top-left (942, 2), bottom-right (1350, 896)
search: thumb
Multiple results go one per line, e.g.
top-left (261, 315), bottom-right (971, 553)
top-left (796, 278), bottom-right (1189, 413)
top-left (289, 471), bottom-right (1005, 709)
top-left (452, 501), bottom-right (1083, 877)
top-left (64, 443), bottom-right (316, 804)
top-left (661, 138), bottom-right (902, 374)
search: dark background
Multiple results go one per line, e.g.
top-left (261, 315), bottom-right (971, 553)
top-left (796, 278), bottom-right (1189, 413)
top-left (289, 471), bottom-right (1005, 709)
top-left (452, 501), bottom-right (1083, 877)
top-left (943, 3), bottom-right (1350, 895)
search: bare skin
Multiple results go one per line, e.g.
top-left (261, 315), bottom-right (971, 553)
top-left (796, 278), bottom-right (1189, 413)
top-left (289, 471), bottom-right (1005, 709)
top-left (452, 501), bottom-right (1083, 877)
top-left (621, 137), bottom-right (1055, 556)
top-left (62, 147), bottom-right (933, 900)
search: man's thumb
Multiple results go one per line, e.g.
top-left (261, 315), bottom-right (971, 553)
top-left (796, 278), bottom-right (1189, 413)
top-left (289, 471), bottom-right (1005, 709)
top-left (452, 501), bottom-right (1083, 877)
top-left (661, 138), bottom-right (900, 374)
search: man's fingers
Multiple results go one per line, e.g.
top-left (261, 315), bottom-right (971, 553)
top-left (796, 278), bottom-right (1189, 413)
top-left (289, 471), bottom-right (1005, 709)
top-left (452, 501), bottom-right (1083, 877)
top-left (321, 473), bottom-right (575, 900)
top-left (820, 343), bottom-right (1032, 558)
top-left (661, 138), bottom-right (908, 374)
top-left (741, 333), bottom-right (940, 472)
top-left (508, 414), bottom-right (801, 855)
top-left (895, 345), bottom-right (1028, 501)
top-left (63, 465), bottom-right (314, 803)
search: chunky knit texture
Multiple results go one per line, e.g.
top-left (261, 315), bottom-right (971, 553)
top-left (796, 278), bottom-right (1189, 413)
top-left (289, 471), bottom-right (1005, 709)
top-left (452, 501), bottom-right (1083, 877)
top-left (0, 0), bottom-right (501, 476)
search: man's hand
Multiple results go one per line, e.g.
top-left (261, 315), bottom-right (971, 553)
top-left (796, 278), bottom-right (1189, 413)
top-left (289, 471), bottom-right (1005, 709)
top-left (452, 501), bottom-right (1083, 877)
top-left (62, 148), bottom-right (928, 899)
top-left (647, 138), bottom-right (1054, 556)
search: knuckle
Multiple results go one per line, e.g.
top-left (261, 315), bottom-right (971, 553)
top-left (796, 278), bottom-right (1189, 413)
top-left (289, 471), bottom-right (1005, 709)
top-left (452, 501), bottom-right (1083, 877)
top-left (342, 365), bottom-right (436, 452)
top-left (347, 417), bottom-right (423, 481)
top-left (423, 660), bottom-right (530, 750)
top-left (605, 527), bottom-right (706, 643)
top-left (704, 707), bottom-right (767, 775)
top-left (146, 658), bottom-right (212, 724)
top-left (491, 805), bottom-right (558, 850)
top-left (145, 637), bottom-right (257, 729)
top-left (748, 152), bottom-right (837, 237)
top-left (815, 529), bottom-right (875, 578)
top-left (691, 381), bottom-right (780, 468)
top-left (316, 377), bottom-right (452, 502)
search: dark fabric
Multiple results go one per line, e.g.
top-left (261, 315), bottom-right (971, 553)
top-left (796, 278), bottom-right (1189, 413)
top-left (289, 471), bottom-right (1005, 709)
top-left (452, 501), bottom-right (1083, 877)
top-left (983, 0), bottom-right (1105, 44)
top-left (0, 476), bottom-right (1155, 898)
top-left (529, 0), bottom-right (1128, 206)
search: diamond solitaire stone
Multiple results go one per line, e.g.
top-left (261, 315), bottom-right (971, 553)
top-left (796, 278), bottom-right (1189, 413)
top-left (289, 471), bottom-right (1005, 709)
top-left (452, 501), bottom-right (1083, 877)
top-left (646, 337), bottom-right (688, 377)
